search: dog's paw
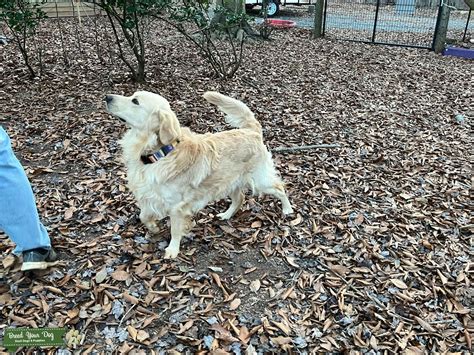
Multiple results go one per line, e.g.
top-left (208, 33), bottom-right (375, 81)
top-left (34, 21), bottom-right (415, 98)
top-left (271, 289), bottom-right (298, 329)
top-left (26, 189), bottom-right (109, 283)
top-left (283, 206), bottom-right (294, 215)
top-left (164, 246), bottom-right (179, 259)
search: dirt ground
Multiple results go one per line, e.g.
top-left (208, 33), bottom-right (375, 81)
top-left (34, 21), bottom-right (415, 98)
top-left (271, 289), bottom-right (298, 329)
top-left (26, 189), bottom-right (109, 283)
top-left (0, 15), bottom-right (472, 354)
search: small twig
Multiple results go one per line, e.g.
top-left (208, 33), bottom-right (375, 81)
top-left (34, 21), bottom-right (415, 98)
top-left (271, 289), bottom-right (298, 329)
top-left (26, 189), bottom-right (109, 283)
top-left (272, 144), bottom-right (341, 153)
top-left (118, 303), bottom-right (136, 328)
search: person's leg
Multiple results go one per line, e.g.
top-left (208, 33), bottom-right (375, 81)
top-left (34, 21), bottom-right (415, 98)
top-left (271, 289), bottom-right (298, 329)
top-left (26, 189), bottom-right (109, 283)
top-left (0, 126), bottom-right (51, 254)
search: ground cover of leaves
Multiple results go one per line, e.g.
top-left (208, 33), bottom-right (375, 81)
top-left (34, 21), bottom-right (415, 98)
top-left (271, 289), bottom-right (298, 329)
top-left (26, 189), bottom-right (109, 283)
top-left (0, 16), bottom-right (472, 355)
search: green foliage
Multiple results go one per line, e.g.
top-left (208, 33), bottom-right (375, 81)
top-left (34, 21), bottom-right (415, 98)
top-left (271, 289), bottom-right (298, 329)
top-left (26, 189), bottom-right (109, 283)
top-left (0, 0), bottom-right (47, 33)
top-left (153, 0), bottom-right (250, 79)
top-left (90, 0), bottom-right (250, 80)
top-left (91, 0), bottom-right (168, 82)
top-left (0, 0), bottom-right (47, 77)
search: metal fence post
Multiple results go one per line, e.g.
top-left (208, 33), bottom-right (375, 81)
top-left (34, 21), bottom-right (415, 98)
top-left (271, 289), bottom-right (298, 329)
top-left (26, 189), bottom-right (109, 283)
top-left (322, 0), bottom-right (328, 36)
top-left (462, 9), bottom-right (471, 42)
top-left (432, 3), bottom-right (451, 53)
top-left (372, 0), bottom-right (381, 43)
top-left (312, 0), bottom-right (324, 38)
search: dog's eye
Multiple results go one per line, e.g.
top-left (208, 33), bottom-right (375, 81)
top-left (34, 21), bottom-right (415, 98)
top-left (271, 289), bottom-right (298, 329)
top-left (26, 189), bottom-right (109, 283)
top-left (132, 98), bottom-right (139, 105)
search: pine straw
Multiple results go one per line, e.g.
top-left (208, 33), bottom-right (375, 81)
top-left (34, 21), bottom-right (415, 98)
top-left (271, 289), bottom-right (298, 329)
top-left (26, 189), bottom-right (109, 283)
top-left (0, 18), bottom-right (472, 354)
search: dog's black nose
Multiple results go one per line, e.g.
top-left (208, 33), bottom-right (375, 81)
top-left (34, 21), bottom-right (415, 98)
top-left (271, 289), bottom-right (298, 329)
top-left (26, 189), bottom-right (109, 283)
top-left (105, 95), bottom-right (113, 104)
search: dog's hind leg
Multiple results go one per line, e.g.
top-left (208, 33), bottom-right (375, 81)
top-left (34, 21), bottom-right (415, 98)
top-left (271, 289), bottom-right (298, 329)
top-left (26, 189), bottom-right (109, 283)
top-left (252, 153), bottom-right (293, 215)
top-left (262, 182), bottom-right (293, 215)
top-left (140, 209), bottom-right (160, 234)
top-left (164, 207), bottom-right (195, 259)
top-left (217, 189), bottom-right (245, 220)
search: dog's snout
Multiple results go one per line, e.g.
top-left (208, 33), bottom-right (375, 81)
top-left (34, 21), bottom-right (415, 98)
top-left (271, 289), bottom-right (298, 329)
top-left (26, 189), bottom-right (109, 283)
top-left (105, 95), bottom-right (113, 104)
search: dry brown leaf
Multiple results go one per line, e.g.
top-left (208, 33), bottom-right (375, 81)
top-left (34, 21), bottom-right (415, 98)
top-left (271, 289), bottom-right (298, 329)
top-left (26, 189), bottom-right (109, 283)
top-left (251, 220), bottom-right (262, 228)
top-left (285, 256), bottom-right (300, 268)
top-left (64, 207), bottom-right (75, 220)
top-left (67, 308), bottom-right (79, 319)
top-left (250, 279), bottom-right (261, 292)
top-left (210, 323), bottom-right (239, 342)
top-left (270, 336), bottom-right (292, 346)
top-left (142, 315), bottom-right (159, 328)
top-left (414, 316), bottom-right (436, 333)
top-left (118, 342), bottom-right (133, 354)
top-left (404, 347), bottom-right (425, 355)
top-left (272, 321), bottom-right (291, 335)
top-left (238, 326), bottom-right (250, 344)
top-left (281, 286), bottom-right (294, 300)
top-left (112, 270), bottom-right (130, 281)
top-left (390, 279), bottom-right (408, 289)
top-left (370, 335), bottom-right (378, 350)
top-left (289, 214), bottom-right (303, 226)
top-left (0, 293), bottom-right (13, 305)
top-left (136, 330), bottom-right (149, 342)
top-left (123, 292), bottom-right (139, 305)
top-left (176, 320), bottom-right (194, 335)
top-left (329, 263), bottom-right (350, 276)
top-left (127, 325), bottom-right (138, 341)
top-left (246, 344), bottom-right (257, 355)
top-left (212, 350), bottom-right (231, 355)
top-left (229, 298), bottom-right (241, 310)
top-left (2, 254), bottom-right (15, 269)
top-left (437, 269), bottom-right (448, 284)
top-left (95, 267), bottom-right (108, 284)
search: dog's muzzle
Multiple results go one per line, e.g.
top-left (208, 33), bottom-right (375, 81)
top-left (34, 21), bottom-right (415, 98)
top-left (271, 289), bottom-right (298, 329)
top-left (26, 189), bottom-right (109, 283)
top-left (105, 95), bottom-right (113, 104)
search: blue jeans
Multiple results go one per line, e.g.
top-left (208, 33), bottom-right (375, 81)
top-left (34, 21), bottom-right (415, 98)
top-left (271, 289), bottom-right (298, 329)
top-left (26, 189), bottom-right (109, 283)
top-left (0, 126), bottom-right (51, 253)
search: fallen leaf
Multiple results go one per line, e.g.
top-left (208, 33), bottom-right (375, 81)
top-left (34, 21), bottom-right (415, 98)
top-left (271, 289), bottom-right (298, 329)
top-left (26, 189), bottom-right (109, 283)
top-left (285, 256), bottom-right (300, 268)
top-left (390, 279), bottom-right (408, 289)
top-left (229, 298), bottom-right (241, 310)
top-left (95, 267), bottom-right (108, 283)
top-left (2, 254), bottom-right (15, 268)
top-left (111, 270), bottom-right (130, 281)
top-left (250, 279), bottom-right (261, 292)
top-left (289, 214), bottom-right (303, 226)
top-left (270, 336), bottom-right (292, 346)
top-left (127, 325), bottom-right (138, 341)
top-left (414, 316), bottom-right (436, 332)
top-left (64, 207), bottom-right (75, 220)
top-left (137, 330), bottom-right (149, 342)
top-left (238, 326), bottom-right (250, 344)
top-left (123, 291), bottom-right (139, 305)
top-left (251, 220), bottom-right (262, 228)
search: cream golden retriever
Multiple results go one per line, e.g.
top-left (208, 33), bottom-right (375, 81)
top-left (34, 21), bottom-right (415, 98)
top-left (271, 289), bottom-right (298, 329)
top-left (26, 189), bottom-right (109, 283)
top-left (105, 90), bottom-right (293, 259)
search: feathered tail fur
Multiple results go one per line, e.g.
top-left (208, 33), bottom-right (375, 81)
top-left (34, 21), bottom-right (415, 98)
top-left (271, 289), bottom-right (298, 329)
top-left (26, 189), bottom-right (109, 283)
top-left (203, 91), bottom-right (262, 134)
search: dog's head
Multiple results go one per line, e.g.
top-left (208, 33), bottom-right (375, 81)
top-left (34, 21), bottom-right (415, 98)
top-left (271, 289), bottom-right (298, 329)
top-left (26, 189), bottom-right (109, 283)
top-left (105, 91), bottom-right (181, 144)
top-left (105, 90), bottom-right (171, 128)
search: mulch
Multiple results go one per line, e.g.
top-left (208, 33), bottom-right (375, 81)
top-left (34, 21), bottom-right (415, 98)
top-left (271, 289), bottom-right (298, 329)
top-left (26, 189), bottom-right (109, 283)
top-left (0, 16), bottom-right (472, 354)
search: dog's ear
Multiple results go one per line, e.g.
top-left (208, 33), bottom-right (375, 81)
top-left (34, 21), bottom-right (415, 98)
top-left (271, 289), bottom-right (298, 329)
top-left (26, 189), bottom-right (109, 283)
top-left (159, 110), bottom-right (181, 145)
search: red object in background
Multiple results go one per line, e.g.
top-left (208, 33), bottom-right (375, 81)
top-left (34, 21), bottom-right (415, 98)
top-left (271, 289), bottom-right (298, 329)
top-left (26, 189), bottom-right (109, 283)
top-left (265, 19), bottom-right (296, 28)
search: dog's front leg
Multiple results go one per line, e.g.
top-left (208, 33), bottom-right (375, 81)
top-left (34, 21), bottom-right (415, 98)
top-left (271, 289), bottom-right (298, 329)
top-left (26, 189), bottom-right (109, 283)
top-left (164, 210), bottom-right (194, 259)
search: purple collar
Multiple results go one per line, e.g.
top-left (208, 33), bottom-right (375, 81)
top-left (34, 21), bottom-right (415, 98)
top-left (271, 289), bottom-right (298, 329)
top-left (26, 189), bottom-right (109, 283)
top-left (140, 142), bottom-right (177, 164)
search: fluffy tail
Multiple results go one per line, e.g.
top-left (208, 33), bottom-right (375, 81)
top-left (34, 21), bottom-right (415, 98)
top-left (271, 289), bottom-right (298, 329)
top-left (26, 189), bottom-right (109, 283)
top-left (203, 91), bottom-right (261, 134)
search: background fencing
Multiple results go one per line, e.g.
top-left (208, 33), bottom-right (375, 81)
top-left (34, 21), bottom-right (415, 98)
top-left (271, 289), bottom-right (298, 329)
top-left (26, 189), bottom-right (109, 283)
top-left (323, 0), bottom-right (442, 49)
top-left (322, 0), bottom-right (473, 49)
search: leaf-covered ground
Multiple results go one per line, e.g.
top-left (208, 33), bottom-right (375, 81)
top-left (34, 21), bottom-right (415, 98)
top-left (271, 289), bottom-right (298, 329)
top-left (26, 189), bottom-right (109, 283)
top-left (0, 16), bottom-right (472, 354)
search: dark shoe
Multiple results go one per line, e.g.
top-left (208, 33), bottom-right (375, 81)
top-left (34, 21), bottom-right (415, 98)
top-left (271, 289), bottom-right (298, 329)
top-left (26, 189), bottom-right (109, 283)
top-left (0, 276), bottom-right (7, 293)
top-left (21, 248), bottom-right (58, 271)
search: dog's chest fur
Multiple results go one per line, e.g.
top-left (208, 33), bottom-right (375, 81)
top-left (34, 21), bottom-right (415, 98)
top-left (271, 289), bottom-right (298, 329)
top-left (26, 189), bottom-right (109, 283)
top-left (119, 131), bottom-right (180, 218)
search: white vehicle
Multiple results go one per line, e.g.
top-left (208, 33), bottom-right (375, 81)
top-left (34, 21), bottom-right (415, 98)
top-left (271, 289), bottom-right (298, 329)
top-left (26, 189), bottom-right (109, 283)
top-left (245, 0), bottom-right (313, 17)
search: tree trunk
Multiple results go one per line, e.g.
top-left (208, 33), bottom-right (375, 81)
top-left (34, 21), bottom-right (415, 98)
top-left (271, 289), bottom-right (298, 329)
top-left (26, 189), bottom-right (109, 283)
top-left (210, 0), bottom-right (259, 37)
